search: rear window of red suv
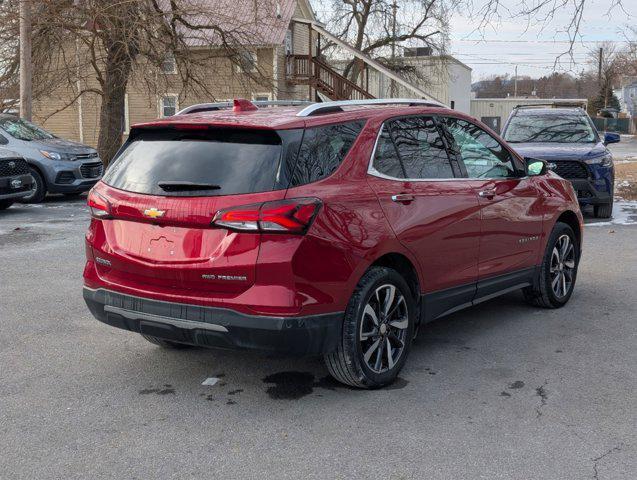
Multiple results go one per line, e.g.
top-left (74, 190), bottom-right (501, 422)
top-left (103, 128), bottom-right (292, 197)
top-left (103, 121), bottom-right (364, 196)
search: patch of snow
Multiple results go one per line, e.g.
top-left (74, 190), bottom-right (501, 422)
top-left (586, 201), bottom-right (637, 227)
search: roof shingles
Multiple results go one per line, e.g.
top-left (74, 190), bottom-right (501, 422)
top-left (161, 0), bottom-right (297, 46)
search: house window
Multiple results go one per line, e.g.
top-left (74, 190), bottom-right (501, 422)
top-left (160, 95), bottom-right (178, 117)
top-left (450, 100), bottom-right (455, 110)
top-left (285, 29), bottom-right (293, 55)
top-left (235, 51), bottom-right (257, 73)
top-left (253, 93), bottom-right (272, 102)
top-left (161, 54), bottom-right (177, 74)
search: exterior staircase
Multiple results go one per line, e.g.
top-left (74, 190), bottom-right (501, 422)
top-left (288, 55), bottom-right (374, 101)
top-left (287, 19), bottom-right (442, 103)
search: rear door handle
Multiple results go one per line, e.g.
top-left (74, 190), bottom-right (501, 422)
top-left (478, 189), bottom-right (496, 199)
top-left (391, 193), bottom-right (415, 204)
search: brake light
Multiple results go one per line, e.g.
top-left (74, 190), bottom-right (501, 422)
top-left (172, 123), bottom-right (209, 131)
top-left (87, 190), bottom-right (112, 219)
top-left (212, 198), bottom-right (321, 234)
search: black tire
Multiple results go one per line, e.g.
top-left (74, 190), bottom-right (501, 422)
top-left (523, 222), bottom-right (580, 308)
top-left (324, 266), bottom-right (416, 389)
top-left (19, 167), bottom-right (46, 204)
top-left (0, 200), bottom-right (13, 210)
top-left (594, 200), bottom-right (613, 219)
top-left (141, 334), bottom-right (191, 349)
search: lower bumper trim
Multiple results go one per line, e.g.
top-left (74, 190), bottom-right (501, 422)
top-left (83, 287), bottom-right (343, 355)
top-left (103, 305), bottom-right (229, 333)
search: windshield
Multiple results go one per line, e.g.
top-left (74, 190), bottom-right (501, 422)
top-left (504, 114), bottom-right (597, 144)
top-left (0, 117), bottom-right (56, 141)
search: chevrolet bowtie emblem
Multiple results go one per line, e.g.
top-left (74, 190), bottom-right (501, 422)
top-left (143, 208), bottom-right (165, 219)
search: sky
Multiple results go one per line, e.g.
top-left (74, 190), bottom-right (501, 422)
top-left (448, 0), bottom-right (637, 80)
top-left (311, 0), bottom-right (636, 81)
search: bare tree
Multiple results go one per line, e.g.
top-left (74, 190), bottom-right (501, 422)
top-left (1, 0), bottom-right (280, 165)
top-left (319, 0), bottom-right (450, 85)
top-left (587, 42), bottom-right (622, 112)
top-left (618, 26), bottom-right (637, 77)
top-left (0, 1), bottom-right (20, 112)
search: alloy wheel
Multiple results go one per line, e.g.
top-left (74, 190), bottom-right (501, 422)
top-left (550, 234), bottom-right (576, 298)
top-left (359, 284), bottom-right (409, 374)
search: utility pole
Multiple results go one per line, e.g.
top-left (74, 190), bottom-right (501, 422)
top-left (390, 0), bottom-right (398, 98)
top-left (514, 65), bottom-right (518, 98)
top-left (19, 0), bottom-right (32, 121)
top-left (598, 47), bottom-right (608, 108)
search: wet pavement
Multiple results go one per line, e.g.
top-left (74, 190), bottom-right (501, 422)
top-left (1, 196), bottom-right (636, 479)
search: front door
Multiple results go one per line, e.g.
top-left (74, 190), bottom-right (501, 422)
top-left (367, 116), bottom-right (482, 319)
top-left (442, 116), bottom-right (545, 298)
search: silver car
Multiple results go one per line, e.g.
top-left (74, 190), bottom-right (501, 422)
top-left (0, 114), bottom-right (103, 203)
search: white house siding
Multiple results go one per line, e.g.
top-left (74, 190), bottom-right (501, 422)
top-left (447, 61), bottom-right (471, 114)
top-left (330, 55), bottom-right (471, 107)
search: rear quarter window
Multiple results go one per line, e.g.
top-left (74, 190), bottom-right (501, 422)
top-left (288, 121), bottom-right (364, 187)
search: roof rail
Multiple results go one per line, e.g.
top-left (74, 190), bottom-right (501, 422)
top-left (295, 98), bottom-right (446, 117)
top-left (176, 99), bottom-right (312, 115)
top-left (513, 102), bottom-right (587, 110)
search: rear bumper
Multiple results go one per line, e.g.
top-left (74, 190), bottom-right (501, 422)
top-left (83, 287), bottom-right (343, 355)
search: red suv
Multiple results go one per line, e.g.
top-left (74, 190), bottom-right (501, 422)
top-left (83, 99), bottom-right (583, 388)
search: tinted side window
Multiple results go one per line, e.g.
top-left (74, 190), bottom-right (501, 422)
top-left (444, 117), bottom-right (518, 179)
top-left (372, 127), bottom-right (405, 178)
top-left (289, 121), bottom-right (364, 186)
top-left (389, 117), bottom-right (454, 179)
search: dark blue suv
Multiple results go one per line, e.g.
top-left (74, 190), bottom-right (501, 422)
top-left (502, 106), bottom-right (619, 218)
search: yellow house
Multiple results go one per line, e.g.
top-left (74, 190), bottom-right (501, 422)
top-left (32, 0), bottom-right (318, 147)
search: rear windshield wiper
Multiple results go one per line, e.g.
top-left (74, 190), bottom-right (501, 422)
top-left (158, 181), bottom-right (222, 192)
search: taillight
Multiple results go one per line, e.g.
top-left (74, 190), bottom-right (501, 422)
top-left (212, 198), bottom-right (321, 234)
top-left (87, 189), bottom-right (112, 219)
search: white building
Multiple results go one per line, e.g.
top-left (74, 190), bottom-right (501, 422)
top-left (331, 51), bottom-right (472, 113)
top-left (613, 80), bottom-right (637, 117)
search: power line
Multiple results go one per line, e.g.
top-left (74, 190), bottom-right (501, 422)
top-left (453, 38), bottom-right (627, 44)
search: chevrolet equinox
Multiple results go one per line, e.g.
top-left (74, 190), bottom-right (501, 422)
top-left (83, 99), bottom-right (583, 388)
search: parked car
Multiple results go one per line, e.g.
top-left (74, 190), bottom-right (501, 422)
top-left (0, 148), bottom-right (34, 210)
top-left (0, 114), bottom-right (104, 203)
top-left (502, 105), bottom-right (618, 218)
top-left (83, 98), bottom-right (583, 388)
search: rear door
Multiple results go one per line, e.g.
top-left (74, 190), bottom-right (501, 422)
top-left (441, 117), bottom-right (544, 296)
top-left (366, 116), bottom-right (482, 319)
top-left (91, 126), bottom-right (299, 297)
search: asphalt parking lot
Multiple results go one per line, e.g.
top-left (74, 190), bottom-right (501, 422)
top-left (1, 196), bottom-right (636, 479)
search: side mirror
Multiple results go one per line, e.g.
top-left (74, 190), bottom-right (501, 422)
top-left (604, 132), bottom-right (620, 145)
top-left (525, 157), bottom-right (550, 176)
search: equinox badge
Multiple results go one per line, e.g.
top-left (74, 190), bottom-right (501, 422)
top-left (143, 207), bottom-right (165, 219)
